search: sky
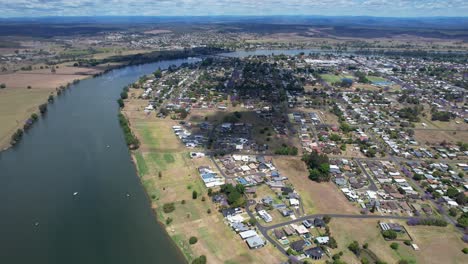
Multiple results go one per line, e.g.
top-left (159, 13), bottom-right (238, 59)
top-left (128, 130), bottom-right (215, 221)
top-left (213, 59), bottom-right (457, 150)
top-left (1, 0), bottom-right (467, 18)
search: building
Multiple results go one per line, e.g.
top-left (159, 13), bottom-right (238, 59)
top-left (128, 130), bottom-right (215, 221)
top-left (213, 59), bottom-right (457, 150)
top-left (246, 235), bottom-right (266, 249)
top-left (290, 239), bottom-right (306, 252)
top-left (305, 247), bottom-right (324, 260)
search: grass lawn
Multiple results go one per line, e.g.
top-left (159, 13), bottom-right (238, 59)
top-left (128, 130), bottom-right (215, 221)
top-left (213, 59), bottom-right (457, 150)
top-left (367, 76), bottom-right (387, 82)
top-left (320, 74), bottom-right (345, 83)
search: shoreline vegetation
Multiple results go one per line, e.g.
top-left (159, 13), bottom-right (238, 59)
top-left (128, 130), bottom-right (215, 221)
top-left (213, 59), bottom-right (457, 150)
top-left (0, 47), bottom-right (226, 152)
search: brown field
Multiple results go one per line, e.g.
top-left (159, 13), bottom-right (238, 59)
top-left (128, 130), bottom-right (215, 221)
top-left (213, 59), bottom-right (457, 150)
top-left (273, 156), bottom-right (359, 215)
top-left (0, 72), bottom-right (88, 90)
top-left (330, 218), bottom-right (466, 264)
top-left (0, 87), bottom-right (54, 149)
top-left (414, 130), bottom-right (468, 146)
top-left (124, 98), bottom-right (286, 263)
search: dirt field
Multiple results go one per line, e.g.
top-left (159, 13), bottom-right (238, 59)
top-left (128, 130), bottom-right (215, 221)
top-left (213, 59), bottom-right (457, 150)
top-left (414, 130), bottom-right (468, 146)
top-left (124, 98), bottom-right (286, 263)
top-left (273, 156), bottom-right (359, 215)
top-left (0, 87), bottom-right (54, 149)
top-left (330, 218), bottom-right (466, 264)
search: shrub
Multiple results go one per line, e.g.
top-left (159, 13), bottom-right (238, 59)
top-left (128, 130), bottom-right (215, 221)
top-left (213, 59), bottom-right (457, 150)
top-left (201, 196), bottom-right (206, 202)
top-left (462, 248), bottom-right (468, 254)
top-left (390, 242), bottom-right (399, 250)
top-left (117, 98), bottom-right (124, 107)
top-left (381, 230), bottom-right (397, 240)
top-left (191, 255), bottom-right (207, 264)
top-left (404, 240), bottom-right (412, 246)
top-left (163, 203), bottom-right (175, 213)
top-left (39, 103), bottom-right (48, 114)
top-left (192, 190), bottom-right (198, 199)
top-left (207, 209), bottom-right (211, 214)
top-left (31, 113), bottom-right (39, 121)
top-left (189, 236), bottom-right (198, 245)
top-left (166, 217), bottom-right (173, 225)
top-left (348, 241), bottom-right (360, 256)
top-left (0, 83), bottom-right (6, 88)
top-left (11, 129), bottom-right (24, 145)
top-left (181, 200), bottom-right (186, 204)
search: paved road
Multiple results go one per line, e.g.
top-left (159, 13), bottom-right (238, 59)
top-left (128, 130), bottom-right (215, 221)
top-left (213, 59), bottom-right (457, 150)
top-left (245, 200), bottom-right (411, 257)
top-left (355, 159), bottom-right (378, 191)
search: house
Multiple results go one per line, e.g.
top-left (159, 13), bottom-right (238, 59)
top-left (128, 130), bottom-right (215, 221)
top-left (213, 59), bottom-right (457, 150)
top-left (291, 223), bottom-right (309, 235)
top-left (232, 222), bottom-right (249, 233)
top-left (305, 247), bottom-right (324, 260)
top-left (246, 235), bottom-right (266, 249)
top-left (283, 226), bottom-right (295, 236)
top-left (289, 198), bottom-right (300, 206)
top-left (274, 229), bottom-right (286, 240)
top-left (222, 208), bottom-right (237, 217)
top-left (290, 239), bottom-right (306, 252)
top-left (302, 220), bottom-right (312, 228)
top-left (316, 236), bottom-right (330, 244)
top-left (258, 210), bottom-right (273, 223)
top-left (314, 218), bottom-right (326, 228)
top-left (262, 196), bottom-right (274, 205)
top-left (239, 230), bottom-right (258, 239)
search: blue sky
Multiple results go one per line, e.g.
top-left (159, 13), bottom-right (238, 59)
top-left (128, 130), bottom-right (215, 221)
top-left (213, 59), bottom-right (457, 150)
top-left (1, 0), bottom-right (466, 17)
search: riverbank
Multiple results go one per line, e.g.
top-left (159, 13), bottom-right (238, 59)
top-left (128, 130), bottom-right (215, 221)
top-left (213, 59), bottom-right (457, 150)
top-left (121, 88), bottom-right (286, 263)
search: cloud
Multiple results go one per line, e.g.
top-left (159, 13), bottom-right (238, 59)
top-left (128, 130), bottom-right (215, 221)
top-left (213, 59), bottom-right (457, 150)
top-left (0, 0), bottom-right (465, 17)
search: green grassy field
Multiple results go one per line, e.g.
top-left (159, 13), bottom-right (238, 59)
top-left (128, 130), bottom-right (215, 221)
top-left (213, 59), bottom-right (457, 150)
top-left (320, 74), bottom-right (354, 84)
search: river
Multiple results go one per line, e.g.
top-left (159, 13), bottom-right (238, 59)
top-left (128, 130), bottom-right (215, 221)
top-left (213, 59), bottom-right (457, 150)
top-left (0, 58), bottom-right (202, 264)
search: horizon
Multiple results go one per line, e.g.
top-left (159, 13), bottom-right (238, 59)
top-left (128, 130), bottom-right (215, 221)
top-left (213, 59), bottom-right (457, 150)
top-left (1, 0), bottom-right (467, 18)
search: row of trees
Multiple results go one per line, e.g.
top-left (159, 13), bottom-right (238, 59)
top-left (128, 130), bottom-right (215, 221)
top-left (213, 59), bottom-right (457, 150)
top-left (117, 113), bottom-right (140, 149)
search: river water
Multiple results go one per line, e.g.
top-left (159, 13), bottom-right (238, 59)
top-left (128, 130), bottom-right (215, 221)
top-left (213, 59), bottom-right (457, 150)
top-left (0, 58), bottom-right (201, 264)
top-left (0, 49), bottom-right (332, 264)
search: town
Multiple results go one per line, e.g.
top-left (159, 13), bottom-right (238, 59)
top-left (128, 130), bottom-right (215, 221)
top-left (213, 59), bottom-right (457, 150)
top-left (120, 51), bottom-right (468, 264)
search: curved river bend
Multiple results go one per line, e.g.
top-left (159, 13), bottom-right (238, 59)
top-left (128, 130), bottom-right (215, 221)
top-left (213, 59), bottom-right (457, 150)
top-left (0, 49), bottom-right (329, 264)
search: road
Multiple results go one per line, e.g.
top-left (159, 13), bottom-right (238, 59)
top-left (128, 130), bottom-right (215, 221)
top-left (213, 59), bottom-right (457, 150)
top-left (245, 201), bottom-right (411, 257)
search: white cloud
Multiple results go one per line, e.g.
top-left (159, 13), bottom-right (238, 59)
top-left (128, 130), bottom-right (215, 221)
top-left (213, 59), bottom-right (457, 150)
top-left (0, 0), bottom-right (465, 17)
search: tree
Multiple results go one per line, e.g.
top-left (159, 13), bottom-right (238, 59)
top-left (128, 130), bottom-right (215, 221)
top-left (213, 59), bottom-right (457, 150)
top-left (192, 190), bottom-right (198, 199)
top-left (446, 187), bottom-right (459, 198)
top-left (449, 207), bottom-right (458, 217)
top-left (117, 98), bottom-right (124, 108)
top-left (189, 236), bottom-right (198, 245)
top-left (39, 103), bottom-right (48, 114)
top-left (163, 203), bottom-right (175, 213)
top-left (348, 241), bottom-right (360, 256)
top-left (0, 83), bottom-right (6, 89)
top-left (323, 215), bottom-right (331, 224)
top-left (153, 68), bottom-right (162, 78)
top-left (390, 242), bottom-right (399, 250)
